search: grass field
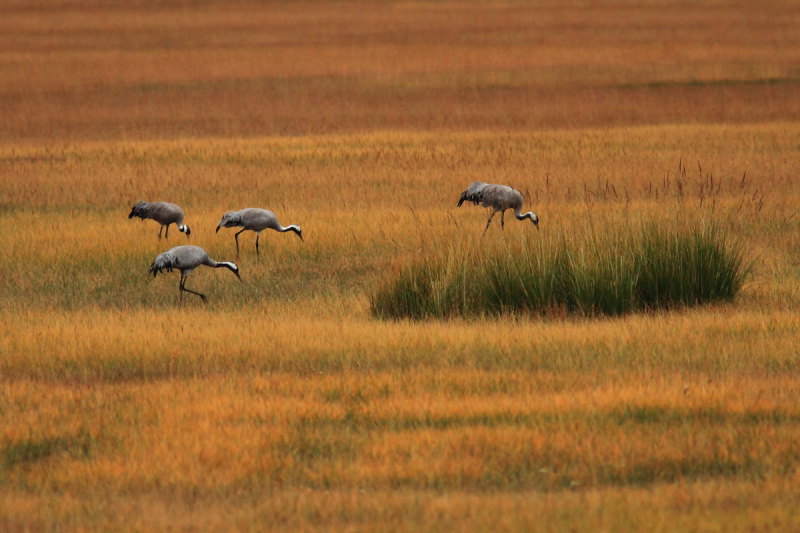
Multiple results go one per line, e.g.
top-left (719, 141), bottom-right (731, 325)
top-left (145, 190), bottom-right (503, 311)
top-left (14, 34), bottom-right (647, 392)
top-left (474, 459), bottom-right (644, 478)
top-left (2, 1), bottom-right (800, 531)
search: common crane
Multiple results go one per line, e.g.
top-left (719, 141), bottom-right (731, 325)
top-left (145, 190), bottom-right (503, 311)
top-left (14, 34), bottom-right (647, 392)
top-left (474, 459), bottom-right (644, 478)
top-left (215, 208), bottom-right (303, 256)
top-left (457, 182), bottom-right (539, 234)
top-left (129, 201), bottom-right (191, 239)
top-left (148, 245), bottom-right (240, 303)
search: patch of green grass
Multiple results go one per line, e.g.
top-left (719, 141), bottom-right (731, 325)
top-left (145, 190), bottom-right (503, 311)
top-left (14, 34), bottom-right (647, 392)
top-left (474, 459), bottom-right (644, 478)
top-left (3, 431), bottom-right (96, 470)
top-left (371, 222), bottom-right (749, 319)
top-left (616, 77), bottom-right (798, 90)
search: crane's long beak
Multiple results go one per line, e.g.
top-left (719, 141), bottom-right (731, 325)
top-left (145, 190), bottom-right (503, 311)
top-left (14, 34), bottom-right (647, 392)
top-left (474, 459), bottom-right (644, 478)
top-left (215, 224), bottom-right (221, 233)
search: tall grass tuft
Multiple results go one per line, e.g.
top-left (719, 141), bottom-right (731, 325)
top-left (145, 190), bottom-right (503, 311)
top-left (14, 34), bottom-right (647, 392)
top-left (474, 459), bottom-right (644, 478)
top-left (371, 222), bottom-right (749, 319)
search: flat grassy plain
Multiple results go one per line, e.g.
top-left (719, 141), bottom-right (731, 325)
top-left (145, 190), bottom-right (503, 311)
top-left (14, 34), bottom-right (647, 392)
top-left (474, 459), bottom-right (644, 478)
top-left (2, 1), bottom-right (800, 531)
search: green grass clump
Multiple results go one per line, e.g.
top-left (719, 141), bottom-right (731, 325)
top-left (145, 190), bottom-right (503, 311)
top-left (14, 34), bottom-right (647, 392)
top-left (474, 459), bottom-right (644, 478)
top-left (371, 223), bottom-right (748, 319)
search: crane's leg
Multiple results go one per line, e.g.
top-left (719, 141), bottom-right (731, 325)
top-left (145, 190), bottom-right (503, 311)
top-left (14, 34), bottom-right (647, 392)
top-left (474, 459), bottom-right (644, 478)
top-left (482, 210), bottom-right (496, 235)
top-left (234, 229), bottom-right (246, 257)
top-left (179, 275), bottom-right (207, 303)
top-left (500, 210), bottom-right (506, 230)
top-left (158, 225), bottom-right (164, 239)
top-left (181, 285), bottom-right (208, 304)
top-left (165, 223), bottom-right (170, 239)
top-left (255, 233), bottom-right (260, 256)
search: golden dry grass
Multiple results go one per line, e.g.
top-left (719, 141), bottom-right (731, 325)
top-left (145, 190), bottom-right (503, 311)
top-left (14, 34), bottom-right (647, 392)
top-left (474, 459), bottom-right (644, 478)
top-left (2, 1), bottom-right (800, 531)
top-left (2, 1), bottom-right (800, 141)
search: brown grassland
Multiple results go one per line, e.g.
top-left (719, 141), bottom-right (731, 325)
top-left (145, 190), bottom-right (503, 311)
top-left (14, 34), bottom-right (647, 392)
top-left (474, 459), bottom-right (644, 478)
top-left (2, 0), bottom-right (800, 531)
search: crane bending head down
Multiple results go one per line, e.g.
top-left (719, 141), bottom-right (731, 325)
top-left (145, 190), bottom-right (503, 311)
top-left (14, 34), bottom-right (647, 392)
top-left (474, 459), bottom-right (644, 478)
top-left (148, 245), bottom-right (240, 304)
top-left (129, 201), bottom-right (191, 238)
top-left (215, 208), bottom-right (303, 256)
top-left (457, 182), bottom-right (539, 234)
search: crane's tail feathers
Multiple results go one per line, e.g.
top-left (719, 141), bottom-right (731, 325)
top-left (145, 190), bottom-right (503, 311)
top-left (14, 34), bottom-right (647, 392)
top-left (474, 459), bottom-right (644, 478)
top-left (457, 189), bottom-right (483, 207)
top-left (216, 212), bottom-right (242, 231)
top-left (148, 251), bottom-right (177, 277)
top-left (129, 201), bottom-right (147, 220)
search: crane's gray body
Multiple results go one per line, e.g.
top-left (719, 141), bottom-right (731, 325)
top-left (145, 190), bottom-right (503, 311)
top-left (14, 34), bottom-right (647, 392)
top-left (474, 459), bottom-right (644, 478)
top-left (457, 182), bottom-right (539, 233)
top-left (149, 245), bottom-right (239, 303)
top-left (129, 201), bottom-right (191, 238)
top-left (215, 208), bottom-right (302, 256)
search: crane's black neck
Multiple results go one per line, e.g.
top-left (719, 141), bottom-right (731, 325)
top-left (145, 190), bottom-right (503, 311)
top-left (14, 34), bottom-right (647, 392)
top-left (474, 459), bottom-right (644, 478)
top-left (206, 259), bottom-right (236, 272)
top-left (278, 225), bottom-right (302, 240)
top-left (514, 209), bottom-right (532, 221)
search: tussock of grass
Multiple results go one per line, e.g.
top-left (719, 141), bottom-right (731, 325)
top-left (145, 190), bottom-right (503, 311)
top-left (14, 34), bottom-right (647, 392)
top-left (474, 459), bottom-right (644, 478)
top-left (371, 222), bottom-right (748, 319)
top-left (3, 431), bottom-right (96, 469)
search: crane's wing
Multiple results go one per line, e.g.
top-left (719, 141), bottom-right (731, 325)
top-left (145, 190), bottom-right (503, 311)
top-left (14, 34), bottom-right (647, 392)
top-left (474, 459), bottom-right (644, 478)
top-left (147, 202), bottom-right (183, 224)
top-left (478, 184), bottom-right (521, 209)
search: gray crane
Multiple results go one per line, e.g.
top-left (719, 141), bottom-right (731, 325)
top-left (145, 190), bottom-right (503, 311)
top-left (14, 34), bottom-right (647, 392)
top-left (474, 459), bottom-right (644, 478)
top-left (215, 208), bottom-right (303, 256)
top-left (148, 245), bottom-right (240, 303)
top-left (457, 182), bottom-right (539, 234)
top-left (129, 201), bottom-right (191, 239)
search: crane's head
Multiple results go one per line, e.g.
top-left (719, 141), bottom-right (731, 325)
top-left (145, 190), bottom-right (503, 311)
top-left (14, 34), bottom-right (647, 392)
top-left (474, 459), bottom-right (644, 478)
top-left (215, 211), bottom-right (241, 233)
top-left (179, 224), bottom-right (191, 237)
top-left (225, 261), bottom-right (242, 281)
top-left (290, 225), bottom-right (303, 242)
top-left (530, 213), bottom-right (539, 230)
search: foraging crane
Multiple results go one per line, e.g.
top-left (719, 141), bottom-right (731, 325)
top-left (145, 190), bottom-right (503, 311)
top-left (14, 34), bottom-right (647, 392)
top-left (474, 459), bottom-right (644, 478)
top-left (215, 208), bottom-right (303, 256)
top-left (457, 182), bottom-right (539, 234)
top-left (128, 201), bottom-right (191, 239)
top-left (148, 245), bottom-right (240, 303)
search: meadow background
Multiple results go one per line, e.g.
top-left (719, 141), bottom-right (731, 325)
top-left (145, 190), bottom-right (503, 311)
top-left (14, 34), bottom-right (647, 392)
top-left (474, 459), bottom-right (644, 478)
top-left (2, 0), bottom-right (800, 530)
